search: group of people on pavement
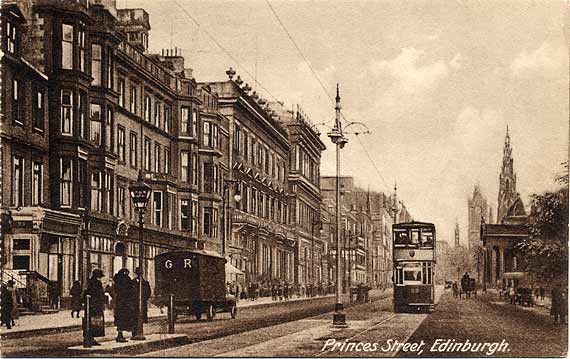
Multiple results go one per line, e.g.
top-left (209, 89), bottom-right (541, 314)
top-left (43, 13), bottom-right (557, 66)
top-left (81, 267), bottom-right (151, 346)
top-left (239, 280), bottom-right (334, 301)
top-left (0, 280), bottom-right (18, 329)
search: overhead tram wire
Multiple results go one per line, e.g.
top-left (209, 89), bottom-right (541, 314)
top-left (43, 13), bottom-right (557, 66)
top-left (264, 0), bottom-right (397, 197)
top-left (172, 0), bottom-right (281, 103)
top-left (354, 135), bottom-right (393, 195)
top-left (264, 0), bottom-right (339, 125)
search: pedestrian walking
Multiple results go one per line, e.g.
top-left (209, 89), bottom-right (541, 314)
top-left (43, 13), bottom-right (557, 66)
top-left (134, 267), bottom-right (152, 329)
top-left (1, 283), bottom-right (14, 329)
top-left (551, 286), bottom-right (562, 323)
top-left (540, 286), bottom-right (545, 300)
top-left (113, 268), bottom-right (136, 342)
top-left (83, 269), bottom-right (106, 346)
top-left (7, 280), bottom-right (18, 326)
top-left (452, 282), bottom-right (458, 298)
top-left (284, 282), bottom-right (289, 300)
top-left (70, 280), bottom-right (82, 318)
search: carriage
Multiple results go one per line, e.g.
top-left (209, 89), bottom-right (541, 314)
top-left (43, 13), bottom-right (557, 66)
top-left (392, 221), bottom-right (436, 313)
top-left (154, 250), bottom-right (237, 321)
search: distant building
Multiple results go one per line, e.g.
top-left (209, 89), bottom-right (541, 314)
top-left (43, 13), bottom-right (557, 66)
top-left (468, 185), bottom-right (488, 282)
top-left (468, 185), bottom-right (488, 250)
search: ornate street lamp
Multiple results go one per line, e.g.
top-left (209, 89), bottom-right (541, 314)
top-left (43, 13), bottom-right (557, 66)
top-left (222, 178), bottom-right (242, 257)
top-left (129, 170), bottom-right (151, 340)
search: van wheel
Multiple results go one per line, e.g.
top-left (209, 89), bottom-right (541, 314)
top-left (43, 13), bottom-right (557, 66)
top-left (230, 304), bottom-right (237, 319)
top-left (206, 304), bottom-right (215, 321)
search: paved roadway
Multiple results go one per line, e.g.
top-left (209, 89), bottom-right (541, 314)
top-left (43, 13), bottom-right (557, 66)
top-left (4, 288), bottom-right (566, 357)
top-left (144, 288), bottom-right (567, 358)
top-left (1, 292), bottom-right (389, 357)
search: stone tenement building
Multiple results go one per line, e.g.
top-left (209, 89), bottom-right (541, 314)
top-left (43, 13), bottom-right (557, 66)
top-left (0, 0), bottom-right (324, 306)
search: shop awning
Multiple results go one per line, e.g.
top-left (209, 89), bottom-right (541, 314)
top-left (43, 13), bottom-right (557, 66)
top-left (225, 263), bottom-right (244, 276)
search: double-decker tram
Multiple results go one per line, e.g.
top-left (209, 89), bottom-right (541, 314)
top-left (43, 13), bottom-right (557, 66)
top-left (392, 221), bottom-right (436, 313)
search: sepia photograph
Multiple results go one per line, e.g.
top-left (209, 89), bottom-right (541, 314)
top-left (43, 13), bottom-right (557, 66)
top-left (0, 0), bottom-right (568, 357)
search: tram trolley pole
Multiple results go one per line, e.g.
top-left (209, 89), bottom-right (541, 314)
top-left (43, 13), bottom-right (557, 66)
top-left (83, 294), bottom-right (91, 348)
top-left (167, 294), bottom-right (175, 334)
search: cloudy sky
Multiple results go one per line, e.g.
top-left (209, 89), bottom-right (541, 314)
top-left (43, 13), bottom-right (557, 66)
top-left (125, 0), bottom-right (568, 245)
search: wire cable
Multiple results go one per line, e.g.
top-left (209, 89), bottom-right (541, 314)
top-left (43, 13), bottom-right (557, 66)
top-left (172, 0), bottom-right (281, 103)
top-left (354, 135), bottom-right (393, 195)
top-left (264, 0), bottom-right (335, 105)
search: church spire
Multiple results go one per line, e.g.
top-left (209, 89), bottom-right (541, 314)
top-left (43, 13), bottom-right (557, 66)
top-left (498, 126), bottom-right (517, 222)
top-left (454, 221), bottom-right (460, 248)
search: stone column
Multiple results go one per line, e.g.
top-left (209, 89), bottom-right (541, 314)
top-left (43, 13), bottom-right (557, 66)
top-left (257, 238), bottom-right (263, 276)
top-left (499, 246), bottom-right (505, 286)
top-left (490, 247), bottom-right (497, 288)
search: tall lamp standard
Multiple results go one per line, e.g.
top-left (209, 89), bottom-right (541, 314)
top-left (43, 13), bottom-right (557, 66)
top-left (328, 84), bottom-right (348, 327)
top-left (222, 178), bottom-right (242, 258)
top-left (129, 170), bottom-right (152, 341)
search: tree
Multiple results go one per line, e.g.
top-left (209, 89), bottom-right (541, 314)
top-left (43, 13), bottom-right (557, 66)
top-left (515, 185), bottom-right (569, 285)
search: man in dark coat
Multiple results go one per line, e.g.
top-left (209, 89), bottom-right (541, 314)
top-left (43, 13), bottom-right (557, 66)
top-left (70, 280), bottom-right (82, 318)
top-left (1, 283), bottom-right (14, 329)
top-left (113, 268), bottom-right (136, 342)
top-left (551, 286), bottom-right (562, 323)
top-left (84, 269), bottom-right (106, 346)
top-left (133, 267), bottom-right (151, 337)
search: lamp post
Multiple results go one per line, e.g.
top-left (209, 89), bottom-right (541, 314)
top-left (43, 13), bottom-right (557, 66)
top-left (222, 178), bottom-right (242, 258)
top-left (129, 170), bottom-right (151, 341)
top-left (328, 84), bottom-right (348, 327)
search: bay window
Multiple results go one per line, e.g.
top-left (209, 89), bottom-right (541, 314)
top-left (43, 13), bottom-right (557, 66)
top-left (180, 106), bottom-right (190, 134)
top-left (180, 199), bottom-right (190, 230)
top-left (90, 103), bottom-right (102, 145)
top-left (13, 79), bottom-right (21, 125)
top-left (33, 89), bottom-right (45, 130)
top-left (91, 44), bottom-right (102, 86)
top-left (62, 24), bottom-right (73, 69)
top-left (32, 161), bottom-right (43, 206)
top-left (180, 151), bottom-right (190, 182)
top-left (90, 169), bottom-right (102, 212)
top-left (153, 191), bottom-right (163, 226)
top-left (6, 21), bottom-right (17, 53)
top-left (164, 147), bottom-right (171, 175)
top-left (60, 158), bottom-right (72, 207)
top-left (13, 156), bottom-right (24, 207)
top-left (61, 89), bottom-right (73, 135)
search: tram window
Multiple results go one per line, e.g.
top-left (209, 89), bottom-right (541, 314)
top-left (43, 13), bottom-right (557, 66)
top-left (395, 267), bottom-right (404, 285)
top-left (420, 230), bottom-right (434, 247)
top-left (394, 230), bottom-right (409, 246)
top-left (421, 262), bottom-right (433, 284)
top-left (411, 230), bottom-right (420, 246)
top-left (402, 263), bottom-right (422, 284)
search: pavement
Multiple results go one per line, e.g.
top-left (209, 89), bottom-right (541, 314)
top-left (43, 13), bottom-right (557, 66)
top-left (0, 292), bottom-right (339, 339)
